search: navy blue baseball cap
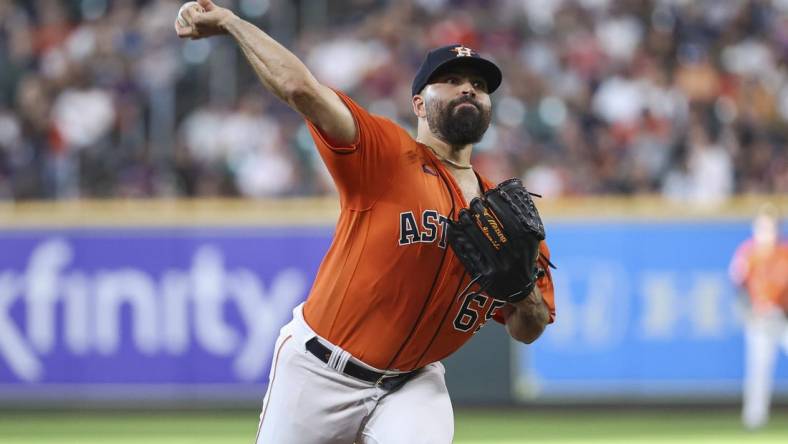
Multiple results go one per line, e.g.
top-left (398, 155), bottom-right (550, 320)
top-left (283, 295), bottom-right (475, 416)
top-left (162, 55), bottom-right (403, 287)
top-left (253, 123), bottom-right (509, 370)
top-left (411, 44), bottom-right (502, 96)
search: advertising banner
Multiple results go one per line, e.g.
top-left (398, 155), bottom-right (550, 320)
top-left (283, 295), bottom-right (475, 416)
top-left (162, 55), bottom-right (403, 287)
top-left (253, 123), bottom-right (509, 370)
top-left (0, 228), bottom-right (331, 401)
top-left (1, 221), bottom-right (785, 402)
top-left (519, 221), bottom-right (788, 400)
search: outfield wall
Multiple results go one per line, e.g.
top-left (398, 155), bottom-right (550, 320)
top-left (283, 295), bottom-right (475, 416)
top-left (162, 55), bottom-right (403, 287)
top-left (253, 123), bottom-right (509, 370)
top-left (514, 220), bottom-right (788, 403)
top-left (0, 197), bottom-right (786, 406)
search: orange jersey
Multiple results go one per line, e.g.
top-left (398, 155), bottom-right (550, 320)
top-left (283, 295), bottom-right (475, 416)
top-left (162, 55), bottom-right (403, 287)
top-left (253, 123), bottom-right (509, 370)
top-left (730, 239), bottom-right (788, 310)
top-left (303, 91), bottom-right (555, 371)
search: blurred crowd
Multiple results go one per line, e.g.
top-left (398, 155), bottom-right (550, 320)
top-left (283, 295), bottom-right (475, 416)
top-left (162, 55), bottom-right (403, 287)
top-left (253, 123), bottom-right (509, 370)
top-left (1, 0), bottom-right (787, 203)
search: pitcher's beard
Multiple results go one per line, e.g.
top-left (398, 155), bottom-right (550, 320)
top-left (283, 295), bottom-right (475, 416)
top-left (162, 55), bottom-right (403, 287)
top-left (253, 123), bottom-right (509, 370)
top-left (427, 98), bottom-right (491, 146)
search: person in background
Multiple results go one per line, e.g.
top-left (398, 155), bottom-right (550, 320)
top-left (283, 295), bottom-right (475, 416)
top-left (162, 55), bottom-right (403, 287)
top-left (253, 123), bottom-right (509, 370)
top-left (729, 202), bottom-right (788, 430)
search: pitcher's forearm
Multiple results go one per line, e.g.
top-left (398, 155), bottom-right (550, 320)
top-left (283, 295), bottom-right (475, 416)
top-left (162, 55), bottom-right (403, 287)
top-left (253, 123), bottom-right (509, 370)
top-left (505, 289), bottom-right (549, 343)
top-left (223, 16), bottom-right (320, 108)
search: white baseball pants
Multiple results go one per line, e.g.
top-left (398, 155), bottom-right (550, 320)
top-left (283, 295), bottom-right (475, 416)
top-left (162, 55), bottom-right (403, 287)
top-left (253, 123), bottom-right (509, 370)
top-left (254, 304), bottom-right (454, 443)
top-left (742, 308), bottom-right (788, 429)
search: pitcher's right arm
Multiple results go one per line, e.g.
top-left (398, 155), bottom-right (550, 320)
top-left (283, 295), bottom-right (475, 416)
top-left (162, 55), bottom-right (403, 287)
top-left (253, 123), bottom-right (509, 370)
top-left (175, 0), bottom-right (356, 146)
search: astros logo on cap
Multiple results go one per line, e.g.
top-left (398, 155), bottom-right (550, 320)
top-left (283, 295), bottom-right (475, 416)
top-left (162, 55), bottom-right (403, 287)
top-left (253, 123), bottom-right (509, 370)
top-left (451, 46), bottom-right (475, 57)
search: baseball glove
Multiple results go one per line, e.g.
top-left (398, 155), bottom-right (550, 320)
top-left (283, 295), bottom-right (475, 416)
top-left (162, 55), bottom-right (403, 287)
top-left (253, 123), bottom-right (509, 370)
top-left (447, 178), bottom-right (545, 304)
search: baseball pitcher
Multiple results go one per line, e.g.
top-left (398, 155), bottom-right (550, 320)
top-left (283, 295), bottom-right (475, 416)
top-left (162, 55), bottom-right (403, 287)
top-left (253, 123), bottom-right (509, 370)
top-left (176, 2), bottom-right (556, 443)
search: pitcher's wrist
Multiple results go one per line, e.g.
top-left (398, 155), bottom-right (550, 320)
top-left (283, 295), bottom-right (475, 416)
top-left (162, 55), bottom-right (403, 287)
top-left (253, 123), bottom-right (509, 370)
top-left (219, 13), bottom-right (241, 33)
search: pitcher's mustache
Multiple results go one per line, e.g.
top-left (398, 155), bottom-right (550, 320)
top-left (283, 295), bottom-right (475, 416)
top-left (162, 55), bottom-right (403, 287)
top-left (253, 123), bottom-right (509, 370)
top-left (450, 97), bottom-right (481, 111)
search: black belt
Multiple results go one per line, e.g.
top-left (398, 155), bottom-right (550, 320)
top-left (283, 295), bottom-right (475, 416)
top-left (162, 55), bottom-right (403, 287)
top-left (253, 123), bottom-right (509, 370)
top-left (305, 337), bottom-right (419, 391)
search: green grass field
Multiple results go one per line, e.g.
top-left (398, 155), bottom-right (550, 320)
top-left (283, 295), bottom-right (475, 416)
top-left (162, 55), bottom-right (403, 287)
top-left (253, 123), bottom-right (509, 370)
top-left (0, 408), bottom-right (786, 443)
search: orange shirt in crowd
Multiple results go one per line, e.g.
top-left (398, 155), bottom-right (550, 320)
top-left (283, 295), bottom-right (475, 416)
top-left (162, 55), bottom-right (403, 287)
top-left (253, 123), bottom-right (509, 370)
top-left (302, 91), bottom-right (555, 371)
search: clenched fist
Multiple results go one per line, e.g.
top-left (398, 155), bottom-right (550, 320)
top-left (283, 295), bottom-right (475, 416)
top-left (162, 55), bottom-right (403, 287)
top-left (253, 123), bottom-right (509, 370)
top-left (174, 0), bottom-right (237, 39)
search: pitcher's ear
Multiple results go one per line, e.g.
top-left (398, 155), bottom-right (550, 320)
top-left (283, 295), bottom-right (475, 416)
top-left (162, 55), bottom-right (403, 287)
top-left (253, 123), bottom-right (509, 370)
top-left (413, 94), bottom-right (426, 118)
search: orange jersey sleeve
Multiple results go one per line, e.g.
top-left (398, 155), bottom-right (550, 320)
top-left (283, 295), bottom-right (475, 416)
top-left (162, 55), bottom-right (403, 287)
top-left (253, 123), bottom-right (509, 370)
top-left (306, 90), bottom-right (405, 210)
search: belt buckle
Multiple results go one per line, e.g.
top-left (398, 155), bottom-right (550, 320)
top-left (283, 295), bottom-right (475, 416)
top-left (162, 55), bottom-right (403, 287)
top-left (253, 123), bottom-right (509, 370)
top-left (375, 374), bottom-right (387, 386)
